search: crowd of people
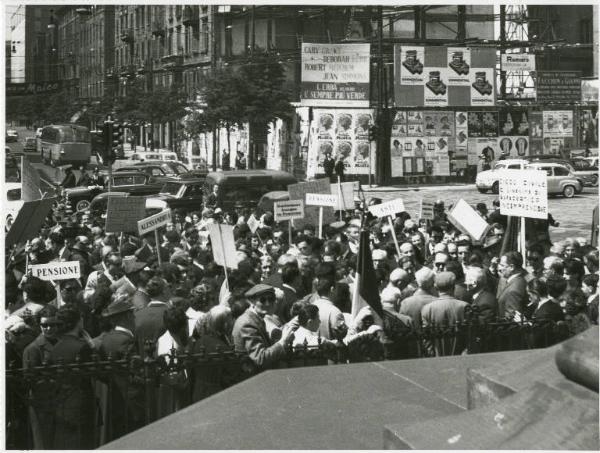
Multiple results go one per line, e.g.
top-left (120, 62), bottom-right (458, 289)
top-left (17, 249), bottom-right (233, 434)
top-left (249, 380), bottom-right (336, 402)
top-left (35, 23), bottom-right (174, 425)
top-left (5, 189), bottom-right (598, 448)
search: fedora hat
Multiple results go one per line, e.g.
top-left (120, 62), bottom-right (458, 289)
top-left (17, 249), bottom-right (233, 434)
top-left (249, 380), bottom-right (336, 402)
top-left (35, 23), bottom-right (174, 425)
top-left (101, 297), bottom-right (134, 318)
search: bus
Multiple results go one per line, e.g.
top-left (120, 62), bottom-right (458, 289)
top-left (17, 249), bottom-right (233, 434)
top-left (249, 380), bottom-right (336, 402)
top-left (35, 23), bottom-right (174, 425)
top-left (40, 124), bottom-right (91, 167)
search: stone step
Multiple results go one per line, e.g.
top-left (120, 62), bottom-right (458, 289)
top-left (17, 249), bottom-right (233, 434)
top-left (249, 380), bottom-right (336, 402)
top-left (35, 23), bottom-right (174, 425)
top-left (384, 379), bottom-right (599, 450)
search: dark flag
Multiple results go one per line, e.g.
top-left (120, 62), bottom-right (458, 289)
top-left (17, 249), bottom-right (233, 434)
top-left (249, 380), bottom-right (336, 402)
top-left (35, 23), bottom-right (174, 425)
top-left (351, 230), bottom-right (384, 320)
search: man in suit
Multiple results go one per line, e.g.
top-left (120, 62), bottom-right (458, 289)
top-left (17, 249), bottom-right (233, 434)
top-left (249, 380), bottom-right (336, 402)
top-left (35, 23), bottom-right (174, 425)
top-left (465, 267), bottom-right (497, 323)
top-left (496, 251), bottom-right (528, 321)
top-left (131, 269), bottom-right (152, 311)
top-left (421, 272), bottom-right (469, 356)
top-left (134, 277), bottom-right (172, 356)
top-left (273, 262), bottom-right (301, 323)
top-left (232, 284), bottom-right (297, 372)
top-left (99, 295), bottom-right (144, 441)
top-left (533, 276), bottom-right (566, 323)
top-left (400, 267), bottom-right (437, 329)
top-left (48, 231), bottom-right (72, 262)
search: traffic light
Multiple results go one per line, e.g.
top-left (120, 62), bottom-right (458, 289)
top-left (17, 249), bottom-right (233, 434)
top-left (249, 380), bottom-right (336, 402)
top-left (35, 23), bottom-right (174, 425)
top-left (101, 120), bottom-right (116, 165)
top-left (368, 125), bottom-right (379, 142)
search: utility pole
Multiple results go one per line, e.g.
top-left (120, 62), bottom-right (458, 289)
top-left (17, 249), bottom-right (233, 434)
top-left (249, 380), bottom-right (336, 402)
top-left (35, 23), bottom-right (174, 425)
top-left (375, 5), bottom-right (384, 186)
top-left (248, 6), bottom-right (256, 170)
top-left (500, 5), bottom-right (507, 99)
top-left (211, 6), bottom-right (218, 171)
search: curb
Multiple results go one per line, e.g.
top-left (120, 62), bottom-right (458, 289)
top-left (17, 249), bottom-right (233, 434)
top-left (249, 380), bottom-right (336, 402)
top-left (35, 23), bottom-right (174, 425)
top-left (361, 184), bottom-right (477, 192)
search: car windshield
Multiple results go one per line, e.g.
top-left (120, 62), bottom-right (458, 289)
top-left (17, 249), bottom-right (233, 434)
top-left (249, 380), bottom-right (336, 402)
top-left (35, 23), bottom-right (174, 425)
top-left (493, 163), bottom-right (507, 170)
top-left (161, 182), bottom-right (183, 195)
top-left (162, 155), bottom-right (176, 161)
top-left (25, 138), bottom-right (36, 145)
top-left (5, 161), bottom-right (21, 183)
top-left (171, 163), bottom-right (188, 174)
top-left (7, 188), bottom-right (21, 201)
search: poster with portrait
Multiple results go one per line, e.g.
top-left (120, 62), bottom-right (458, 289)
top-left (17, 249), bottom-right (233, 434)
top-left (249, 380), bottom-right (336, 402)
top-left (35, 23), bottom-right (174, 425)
top-left (390, 137), bottom-right (404, 177)
top-left (407, 110), bottom-right (423, 124)
top-left (434, 112), bottom-right (454, 136)
top-left (307, 109), bottom-right (377, 177)
top-left (408, 123), bottom-right (424, 137)
top-left (391, 110), bottom-right (408, 137)
top-left (473, 138), bottom-right (499, 171)
top-left (399, 46), bottom-right (426, 85)
top-left (543, 110), bottom-right (573, 137)
top-left (468, 112), bottom-right (484, 137)
top-left (529, 111), bottom-right (543, 139)
top-left (423, 113), bottom-right (436, 136)
top-left (447, 47), bottom-right (471, 86)
top-left (470, 68), bottom-right (495, 106)
top-left (579, 109), bottom-right (598, 148)
top-left (424, 68), bottom-right (449, 107)
top-left (455, 111), bottom-right (468, 131)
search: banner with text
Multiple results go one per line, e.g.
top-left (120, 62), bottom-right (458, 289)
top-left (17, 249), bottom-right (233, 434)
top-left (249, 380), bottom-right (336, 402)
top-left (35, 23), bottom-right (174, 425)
top-left (301, 43), bottom-right (370, 107)
top-left (29, 261), bottom-right (81, 281)
top-left (137, 209), bottom-right (173, 236)
top-left (274, 200), bottom-right (305, 222)
top-left (498, 169), bottom-right (548, 220)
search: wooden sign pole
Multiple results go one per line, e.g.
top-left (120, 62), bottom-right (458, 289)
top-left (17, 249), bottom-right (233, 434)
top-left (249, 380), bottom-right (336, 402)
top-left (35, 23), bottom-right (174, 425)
top-left (288, 222), bottom-right (293, 246)
top-left (337, 176), bottom-right (343, 221)
top-left (519, 216), bottom-right (527, 264)
top-left (388, 215), bottom-right (402, 259)
top-left (218, 223), bottom-right (230, 290)
top-left (154, 229), bottom-right (162, 265)
top-left (318, 206), bottom-right (324, 239)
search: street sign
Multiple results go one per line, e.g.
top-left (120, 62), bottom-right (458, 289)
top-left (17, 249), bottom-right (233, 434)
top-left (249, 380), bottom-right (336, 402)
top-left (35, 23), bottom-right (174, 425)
top-left (29, 261), bottom-right (81, 281)
top-left (368, 198), bottom-right (406, 218)
top-left (306, 193), bottom-right (338, 207)
top-left (274, 200), bottom-right (305, 222)
top-left (498, 169), bottom-right (548, 219)
top-left (137, 209), bottom-right (173, 236)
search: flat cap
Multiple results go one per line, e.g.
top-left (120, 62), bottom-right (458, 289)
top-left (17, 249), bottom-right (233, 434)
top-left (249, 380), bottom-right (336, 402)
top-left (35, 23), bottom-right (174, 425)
top-left (372, 249), bottom-right (387, 261)
top-left (244, 283), bottom-right (275, 299)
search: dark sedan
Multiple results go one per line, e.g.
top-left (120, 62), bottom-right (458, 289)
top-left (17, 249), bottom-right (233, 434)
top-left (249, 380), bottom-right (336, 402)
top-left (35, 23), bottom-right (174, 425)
top-left (146, 175), bottom-right (206, 211)
top-left (65, 171), bottom-right (164, 212)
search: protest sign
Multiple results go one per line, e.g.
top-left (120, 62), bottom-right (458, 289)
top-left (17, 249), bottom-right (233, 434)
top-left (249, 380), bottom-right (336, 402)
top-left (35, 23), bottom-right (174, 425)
top-left (21, 156), bottom-right (41, 202)
top-left (306, 193), bottom-right (339, 207)
top-left (288, 178), bottom-right (335, 229)
top-left (106, 196), bottom-right (147, 233)
top-left (247, 214), bottom-right (260, 233)
top-left (6, 198), bottom-right (55, 248)
top-left (498, 169), bottom-right (548, 220)
top-left (274, 200), bottom-right (304, 222)
top-left (29, 261), bottom-right (81, 281)
top-left (447, 199), bottom-right (490, 242)
top-left (208, 224), bottom-right (238, 270)
top-left (137, 209), bottom-right (173, 236)
top-left (368, 198), bottom-right (406, 218)
top-left (331, 182), bottom-right (355, 211)
top-left (420, 198), bottom-right (435, 220)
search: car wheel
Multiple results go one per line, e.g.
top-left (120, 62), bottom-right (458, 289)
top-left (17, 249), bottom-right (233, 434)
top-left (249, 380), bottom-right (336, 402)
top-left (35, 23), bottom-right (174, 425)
top-left (477, 188), bottom-right (488, 194)
top-left (563, 185), bottom-right (576, 198)
top-left (591, 175), bottom-right (598, 187)
top-left (76, 199), bottom-right (91, 212)
top-left (6, 214), bottom-right (14, 231)
top-left (491, 181), bottom-right (499, 194)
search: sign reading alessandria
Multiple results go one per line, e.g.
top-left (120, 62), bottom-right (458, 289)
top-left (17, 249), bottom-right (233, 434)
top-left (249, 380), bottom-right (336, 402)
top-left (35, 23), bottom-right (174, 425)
top-left (301, 43), bottom-right (370, 107)
top-left (137, 209), bottom-right (172, 236)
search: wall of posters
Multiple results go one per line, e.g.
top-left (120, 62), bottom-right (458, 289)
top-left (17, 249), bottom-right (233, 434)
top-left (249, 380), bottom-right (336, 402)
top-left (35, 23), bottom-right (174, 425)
top-left (467, 111), bottom-right (498, 137)
top-left (301, 43), bottom-right (371, 107)
top-left (307, 109), bottom-right (375, 178)
top-left (543, 110), bottom-right (574, 137)
top-left (394, 46), bottom-right (496, 107)
top-left (578, 109), bottom-right (598, 148)
top-left (498, 136), bottom-right (529, 158)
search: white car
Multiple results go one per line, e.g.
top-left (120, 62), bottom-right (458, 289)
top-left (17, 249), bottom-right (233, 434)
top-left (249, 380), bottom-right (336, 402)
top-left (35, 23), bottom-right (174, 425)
top-left (476, 159), bottom-right (529, 194)
top-left (131, 151), bottom-right (162, 162)
top-left (159, 152), bottom-right (179, 162)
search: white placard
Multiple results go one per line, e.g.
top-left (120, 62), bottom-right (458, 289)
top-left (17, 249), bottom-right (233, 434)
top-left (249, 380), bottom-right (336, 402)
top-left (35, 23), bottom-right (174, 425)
top-left (331, 182), bottom-right (355, 211)
top-left (368, 198), bottom-right (406, 218)
top-left (274, 200), bottom-right (305, 222)
top-left (501, 53), bottom-right (536, 72)
top-left (247, 215), bottom-right (260, 233)
top-left (29, 261), bottom-right (81, 281)
top-left (498, 169), bottom-right (548, 220)
top-left (208, 224), bottom-right (238, 270)
top-left (306, 193), bottom-right (339, 207)
top-left (447, 199), bottom-right (490, 242)
top-left (137, 209), bottom-right (172, 236)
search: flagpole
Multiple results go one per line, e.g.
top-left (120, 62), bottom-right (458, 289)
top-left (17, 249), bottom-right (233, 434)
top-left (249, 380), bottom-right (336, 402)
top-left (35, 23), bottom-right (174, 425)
top-left (337, 176), bottom-right (343, 221)
top-left (218, 223), bottom-right (230, 290)
top-left (154, 229), bottom-right (162, 265)
top-left (388, 215), bottom-right (402, 259)
top-left (318, 206), bottom-right (323, 239)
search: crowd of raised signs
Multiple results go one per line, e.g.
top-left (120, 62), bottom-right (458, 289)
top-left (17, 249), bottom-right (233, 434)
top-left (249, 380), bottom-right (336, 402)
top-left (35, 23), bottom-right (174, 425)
top-left (4, 193), bottom-right (599, 448)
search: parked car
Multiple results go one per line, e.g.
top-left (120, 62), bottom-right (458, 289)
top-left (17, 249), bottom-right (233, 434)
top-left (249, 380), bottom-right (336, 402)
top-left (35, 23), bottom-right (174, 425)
top-left (5, 156), bottom-right (23, 230)
top-left (115, 160), bottom-right (189, 178)
top-left (64, 171), bottom-right (164, 212)
top-left (202, 170), bottom-right (297, 211)
top-left (147, 176), bottom-right (207, 211)
top-left (130, 152), bottom-right (162, 162)
top-left (570, 157), bottom-right (598, 187)
top-left (6, 129), bottom-right (18, 142)
top-left (526, 162), bottom-right (582, 198)
top-left (476, 159), bottom-right (582, 197)
top-left (525, 155), bottom-right (585, 191)
top-left (89, 192), bottom-right (166, 218)
top-left (158, 152), bottom-right (179, 162)
top-left (23, 137), bottom-right (37, 152)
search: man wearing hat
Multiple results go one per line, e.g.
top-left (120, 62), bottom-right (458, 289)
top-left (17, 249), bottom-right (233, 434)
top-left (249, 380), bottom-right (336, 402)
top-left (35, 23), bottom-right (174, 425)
top-left (232, 283), bottom-right (298, 371)
top-left (98, 294), bottom-right (144, 439)
top-left (421, 271), bottom-right (469, 355)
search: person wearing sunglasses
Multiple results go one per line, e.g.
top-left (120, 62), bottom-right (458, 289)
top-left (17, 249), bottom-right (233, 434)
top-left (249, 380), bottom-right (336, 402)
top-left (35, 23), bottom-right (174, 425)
top-left (433, 252), bottom-right (449, 274)
top-left (232, 284), bottom-right (298, 372)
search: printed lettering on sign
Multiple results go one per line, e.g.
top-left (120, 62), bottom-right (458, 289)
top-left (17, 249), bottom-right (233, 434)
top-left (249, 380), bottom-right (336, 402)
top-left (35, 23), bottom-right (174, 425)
top-left (305, 193), bottom-right (339, 207)
top-left (498, 169), bottom-right (548, 219)
top-left (274, 200), bottom-right (305, 222)
top-left (137, 209), bottom-right (173, 236)
top-left (368, 198), bottom-right (406, 218)
top-left (29, 261), bottom-right (81, 281)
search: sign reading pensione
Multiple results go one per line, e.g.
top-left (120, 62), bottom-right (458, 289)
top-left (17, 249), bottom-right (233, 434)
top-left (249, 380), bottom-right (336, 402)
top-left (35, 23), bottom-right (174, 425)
top-left (305, 193), bottom-right (339, 207)
top-left (498, 169), bottom-right (548, 219)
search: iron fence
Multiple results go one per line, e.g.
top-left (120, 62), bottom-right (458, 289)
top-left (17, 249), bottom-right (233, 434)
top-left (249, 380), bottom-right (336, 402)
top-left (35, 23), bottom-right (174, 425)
top-left (5, 318), bottom-right (573, 449)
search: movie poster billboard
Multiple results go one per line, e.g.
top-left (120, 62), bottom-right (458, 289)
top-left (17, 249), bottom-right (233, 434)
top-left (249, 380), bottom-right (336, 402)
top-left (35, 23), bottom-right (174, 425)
top-left (498, 136), bottom-right (529, 158)
top-left (301, 43), bottom-right (370, 107)
top-left (499, 109), bottom-right (529, 136)
top-left (307, 109), bottom-right (376, 177)
top-left (468, 111), bottom-right (498, 138)
top-left (543, 110), bottom-right (574, 137)
top-left (394, 45), bottom-right (496, 107)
